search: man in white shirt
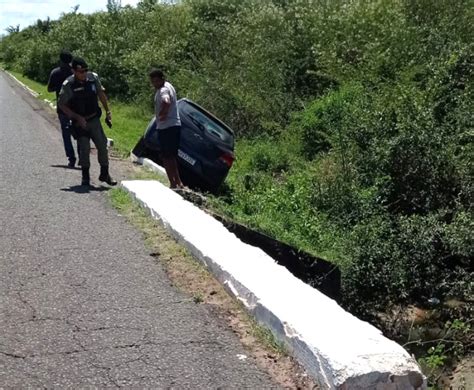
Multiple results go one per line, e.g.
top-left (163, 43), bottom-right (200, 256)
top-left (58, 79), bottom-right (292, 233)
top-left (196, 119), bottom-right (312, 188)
top-left (149, 69), bottom-right (184, 189)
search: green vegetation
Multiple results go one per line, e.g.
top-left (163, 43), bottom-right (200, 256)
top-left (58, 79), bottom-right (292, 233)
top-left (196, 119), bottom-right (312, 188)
top-left (2, 2), bottom-right (472, 379)
top-left (102, 101), bottom-right (149, 156)
top-left (8, 70), bottom-right (56, 101)
top-left (413, 319), bottom-right (471, 385)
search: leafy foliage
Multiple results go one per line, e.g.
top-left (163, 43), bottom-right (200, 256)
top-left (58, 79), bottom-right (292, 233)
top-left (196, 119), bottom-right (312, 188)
top-left (1, 0), bottom-right (472, 316)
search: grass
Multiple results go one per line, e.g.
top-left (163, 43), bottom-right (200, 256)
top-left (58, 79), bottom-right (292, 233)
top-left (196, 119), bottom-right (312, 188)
top-left (8, 70), bottom-right (56, 102)
top-left (131, 165), bottom-right (169, 185)
top-left (105, 101), bottom-right (151, 157)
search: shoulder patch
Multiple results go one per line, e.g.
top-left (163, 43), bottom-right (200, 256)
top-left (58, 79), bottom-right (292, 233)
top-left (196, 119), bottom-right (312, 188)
top-left (87, 72), bottom-right (99, 81)
top-left (63, 75), bottom-right (74, 85)
top-left (89, 72), bottom-right (105, 91)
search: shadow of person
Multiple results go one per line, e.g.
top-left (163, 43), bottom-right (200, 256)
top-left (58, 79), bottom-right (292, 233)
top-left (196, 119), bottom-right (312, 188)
top-left (50, 164), bottom-right (81, 171)
top-left (60, 185), bottom-right (110, 194)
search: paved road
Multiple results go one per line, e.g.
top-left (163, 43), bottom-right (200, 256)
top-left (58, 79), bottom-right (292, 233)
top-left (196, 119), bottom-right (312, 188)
top-left (0, 72), bottom-right (276, 388)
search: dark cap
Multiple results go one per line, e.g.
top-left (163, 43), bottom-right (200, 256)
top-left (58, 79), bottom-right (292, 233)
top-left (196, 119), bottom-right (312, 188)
top-left (71, 57), bottom-right (88, 70)
top-left (59, 50), bottom-right (73, 64)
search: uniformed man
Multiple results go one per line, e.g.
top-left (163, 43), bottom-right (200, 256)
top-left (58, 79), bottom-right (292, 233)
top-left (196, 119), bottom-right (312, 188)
top-left (58, 57), bottom-right (116, 187)
top-left (47, 50), bottom-right (78, 167)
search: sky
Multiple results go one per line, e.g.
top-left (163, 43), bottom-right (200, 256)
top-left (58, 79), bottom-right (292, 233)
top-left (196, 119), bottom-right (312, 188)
top-left (0, 0), bottom-right (140, 34)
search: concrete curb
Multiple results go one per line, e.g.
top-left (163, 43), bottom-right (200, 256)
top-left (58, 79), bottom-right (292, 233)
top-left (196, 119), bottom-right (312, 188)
top-left (130, 152), bottom-right (167, 177)
top-left (121, 179), bottom-right (426, 390)
top-left (4, 70), bottom-right (114, 148)
top-left (6, 71), bottom-right (39, 97)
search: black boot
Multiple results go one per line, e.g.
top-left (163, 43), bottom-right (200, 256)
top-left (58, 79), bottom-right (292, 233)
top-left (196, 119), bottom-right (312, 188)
top-left (99, 165), bottom-right (117, 186)
top-left (81, 168), bottom-right (90, 186)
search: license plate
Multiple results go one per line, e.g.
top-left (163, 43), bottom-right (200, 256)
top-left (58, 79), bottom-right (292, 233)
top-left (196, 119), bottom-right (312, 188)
top-left (178, 149), bottom-right (196, 166)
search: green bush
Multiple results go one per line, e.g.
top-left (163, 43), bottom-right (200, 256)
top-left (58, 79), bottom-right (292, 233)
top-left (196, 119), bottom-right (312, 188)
top-left (343, 211), bottom-right (473, 314)
top-left (1, 0), bottom-right (472, 315)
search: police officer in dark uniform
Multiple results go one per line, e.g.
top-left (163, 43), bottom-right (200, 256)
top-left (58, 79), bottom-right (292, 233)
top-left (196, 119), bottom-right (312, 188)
top-left (47, 50), bottom-right (79, 167)
top-left (58, 57), bottom-right (116, 187)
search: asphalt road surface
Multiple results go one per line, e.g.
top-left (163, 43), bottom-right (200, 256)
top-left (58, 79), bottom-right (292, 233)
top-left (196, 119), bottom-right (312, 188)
top-left (0, 72), bottom-right (277, 389)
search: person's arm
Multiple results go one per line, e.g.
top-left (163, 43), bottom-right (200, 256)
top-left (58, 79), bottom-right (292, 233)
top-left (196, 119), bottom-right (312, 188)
top-left (98, 89), bottom-right (111, 123)
top-left (158, 90), bottom-right (171, 122)
top-left (59, 105), bottom-right (87, 128)
top-left (47, 70), bottom-right (57, 93)
top-left (94, 73), bottom-right (111, 123)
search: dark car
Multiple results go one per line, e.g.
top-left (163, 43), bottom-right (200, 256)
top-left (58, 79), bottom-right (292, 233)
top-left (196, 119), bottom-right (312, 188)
top-left (132, 98), bottom-right (235, 192)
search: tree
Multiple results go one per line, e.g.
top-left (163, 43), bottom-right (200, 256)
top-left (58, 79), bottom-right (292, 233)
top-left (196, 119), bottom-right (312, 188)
top-left (36, 17), bottom-right (52, 33)
top-left (107, 0), bottom-right (122, 13)
top-left (137, 0), bottom-right (158, 11)
top-left (5, 25), bottom-right (20, 34)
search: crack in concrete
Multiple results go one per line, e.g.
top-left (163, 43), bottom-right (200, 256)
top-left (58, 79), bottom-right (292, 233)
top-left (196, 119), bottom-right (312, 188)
top-left (89, 353), bottom-right (162, 389)
top-left (70, 328), bottom-right (145, 355)
top-left (75, 325), bottom-right (145, 333)
top-left (0, 350), bottom-right (27, 359)
top-left (89, 354), bottom-right (146, 371)
top-left (16, 290), bottom-right (37, 320)
top-left (71, 330), bottom-right (89, 353)
top-left (0, 348), bottom-right (90, 360)
top-left (17, 316), bottom-right (65, 325)
top-left (105, 369), bottom-right (122, 388)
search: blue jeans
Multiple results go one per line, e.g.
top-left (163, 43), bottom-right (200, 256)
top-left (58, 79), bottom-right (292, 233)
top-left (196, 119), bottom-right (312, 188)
top-left (58, 112), bottom-right (78, 162)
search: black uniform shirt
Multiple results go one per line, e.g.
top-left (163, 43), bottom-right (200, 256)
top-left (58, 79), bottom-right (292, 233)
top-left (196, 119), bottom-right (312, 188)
top-left (58, 72), bottom-right (104, 117)
top-left (47, 64), bottom-right (72, 113)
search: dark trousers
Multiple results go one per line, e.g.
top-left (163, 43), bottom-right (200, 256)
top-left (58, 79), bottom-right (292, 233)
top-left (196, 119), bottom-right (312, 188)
top-left (78, 117), bottom-right (109, 169)
top-left (58, 112), bottom-right (79, 162)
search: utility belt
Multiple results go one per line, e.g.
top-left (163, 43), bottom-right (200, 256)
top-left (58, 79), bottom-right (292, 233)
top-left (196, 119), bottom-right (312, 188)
top-left (83, 112), bottom-right (99, 121)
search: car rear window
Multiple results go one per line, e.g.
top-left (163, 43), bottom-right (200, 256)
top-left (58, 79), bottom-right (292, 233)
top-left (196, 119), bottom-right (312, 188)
top-left (180, 101), bottom-right (234, 147)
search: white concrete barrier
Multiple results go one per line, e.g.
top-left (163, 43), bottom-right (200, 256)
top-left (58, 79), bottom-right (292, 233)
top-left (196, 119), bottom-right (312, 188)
top-left (121, 180), bottom-right (426, 390)
top-left (43, 98), bottom-right (56, 109)
top-left (130, 152), bottom-right (167, 176)
top-left (5, 71), bottom-right (39, 97)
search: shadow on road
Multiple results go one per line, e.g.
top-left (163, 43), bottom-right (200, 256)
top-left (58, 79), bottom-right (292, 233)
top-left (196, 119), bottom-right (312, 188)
top-left (60, 185), bottom-right (110, 194)
top-left (50, 164), bottom-right (81, 171)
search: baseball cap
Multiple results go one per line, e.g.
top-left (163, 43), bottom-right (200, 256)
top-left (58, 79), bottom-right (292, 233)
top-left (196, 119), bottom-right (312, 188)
top-left (71, 57), bottom-right (88, 70)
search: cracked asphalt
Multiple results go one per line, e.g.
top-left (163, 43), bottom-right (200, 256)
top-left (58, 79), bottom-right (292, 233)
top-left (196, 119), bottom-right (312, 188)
top-left (0, 72), bottom-right (277, 389)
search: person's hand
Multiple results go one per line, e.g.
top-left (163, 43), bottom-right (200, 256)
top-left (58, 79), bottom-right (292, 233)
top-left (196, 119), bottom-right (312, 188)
top-left (105, 111), bottom-right (112, 128)
top-left (77, 116), bottom-right (87, 129)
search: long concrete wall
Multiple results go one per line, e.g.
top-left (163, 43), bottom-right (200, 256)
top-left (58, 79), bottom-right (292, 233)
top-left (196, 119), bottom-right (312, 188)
top-left (121, 179), bottom-right (426, 390)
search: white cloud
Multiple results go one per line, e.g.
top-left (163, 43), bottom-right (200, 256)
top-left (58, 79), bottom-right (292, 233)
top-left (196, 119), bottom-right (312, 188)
top-left (0, 0), bottom-right (140, 33)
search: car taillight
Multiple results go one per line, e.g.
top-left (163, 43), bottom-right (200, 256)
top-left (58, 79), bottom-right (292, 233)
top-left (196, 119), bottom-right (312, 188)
top-left (219, 152), bottom-right (235, 168)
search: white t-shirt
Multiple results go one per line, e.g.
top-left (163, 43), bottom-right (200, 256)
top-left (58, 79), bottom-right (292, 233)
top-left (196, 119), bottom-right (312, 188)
top-left (154, 81), bottom-right (181, 129)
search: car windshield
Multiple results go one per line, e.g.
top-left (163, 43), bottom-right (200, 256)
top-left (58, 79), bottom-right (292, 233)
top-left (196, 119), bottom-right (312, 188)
top-left (180, 101), bottom-right (234, 147)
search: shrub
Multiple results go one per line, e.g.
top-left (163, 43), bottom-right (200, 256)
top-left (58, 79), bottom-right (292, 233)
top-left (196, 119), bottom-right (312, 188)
top-left (343, 211), bottom-right (473, 314)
